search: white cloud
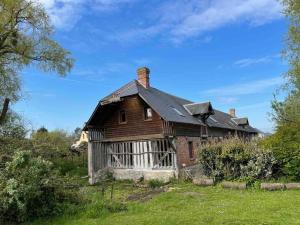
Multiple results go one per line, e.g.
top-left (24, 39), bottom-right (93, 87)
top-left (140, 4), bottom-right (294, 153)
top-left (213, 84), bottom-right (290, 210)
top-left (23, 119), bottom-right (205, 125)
top-left (204, 77), bottom-right (283, 96)
top-left (37, 0), bottom-right (85, 30)
top-left (168, 0), bottom-right (282, 42)
top-left (234, 54), bottom-right (280, 67)
top-left (37, 0), bottom-right (283, 41)
top-left (108, 0), bottom-right (282, 44)
top-left (37, 0), bottom-right (136, 30)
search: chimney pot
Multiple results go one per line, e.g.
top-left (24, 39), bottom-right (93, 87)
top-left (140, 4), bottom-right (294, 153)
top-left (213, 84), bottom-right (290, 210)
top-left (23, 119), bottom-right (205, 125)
top-left (137, 67), bottom-right (150, 88)
top-left (229, 108), bottom-right (236, 117)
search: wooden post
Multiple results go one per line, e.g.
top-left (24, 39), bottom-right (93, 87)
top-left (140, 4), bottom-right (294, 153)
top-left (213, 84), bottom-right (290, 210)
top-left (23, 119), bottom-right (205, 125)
top-left (88, 138), bottom-right (95, 184)
top-left (148, 141), bottom-right (153, 168)
top-left (133, 142), bottom-right (137, 168)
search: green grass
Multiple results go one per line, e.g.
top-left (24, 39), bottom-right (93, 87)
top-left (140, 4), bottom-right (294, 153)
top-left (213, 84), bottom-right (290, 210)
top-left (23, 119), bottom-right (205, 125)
top-left (25, 181), bottom-right (300, 225)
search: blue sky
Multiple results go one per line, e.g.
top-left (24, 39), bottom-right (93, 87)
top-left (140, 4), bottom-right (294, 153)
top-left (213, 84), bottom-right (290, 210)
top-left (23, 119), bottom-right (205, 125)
top-left (15, 0), bottom-right (287, 133)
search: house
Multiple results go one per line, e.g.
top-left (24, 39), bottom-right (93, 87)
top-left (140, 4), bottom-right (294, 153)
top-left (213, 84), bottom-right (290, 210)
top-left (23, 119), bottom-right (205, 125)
top-left (71, 131), bottom-right (88, 149)
top-left (84, 67), bottom-right (258, 184)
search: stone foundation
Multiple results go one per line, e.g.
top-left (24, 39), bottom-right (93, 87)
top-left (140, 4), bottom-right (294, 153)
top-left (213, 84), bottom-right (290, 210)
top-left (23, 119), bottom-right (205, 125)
top-left (113, 169), bottom-right (177, 182)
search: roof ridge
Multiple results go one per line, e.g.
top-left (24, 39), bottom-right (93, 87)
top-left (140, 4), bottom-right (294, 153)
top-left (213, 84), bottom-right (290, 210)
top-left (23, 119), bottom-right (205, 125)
top-left (101, 80), bottom-right (137, 101)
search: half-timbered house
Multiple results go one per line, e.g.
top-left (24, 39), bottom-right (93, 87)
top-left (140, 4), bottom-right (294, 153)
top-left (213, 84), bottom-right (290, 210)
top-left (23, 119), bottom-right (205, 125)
top-left (84, 67), bottom-right (258, 183)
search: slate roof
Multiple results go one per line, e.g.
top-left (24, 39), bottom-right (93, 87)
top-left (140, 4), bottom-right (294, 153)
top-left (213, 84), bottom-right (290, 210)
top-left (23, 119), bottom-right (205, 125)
top-left (86, 80), bottom-right (257, 133)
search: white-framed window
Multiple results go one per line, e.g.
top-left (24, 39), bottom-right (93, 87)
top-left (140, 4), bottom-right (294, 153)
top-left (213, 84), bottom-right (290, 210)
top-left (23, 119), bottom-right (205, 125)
top-left (144, 107), bottom-right (153, 120)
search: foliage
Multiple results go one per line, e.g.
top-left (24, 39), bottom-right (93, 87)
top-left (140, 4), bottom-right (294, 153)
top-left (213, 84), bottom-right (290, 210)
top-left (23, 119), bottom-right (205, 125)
top-left (148, 179), bottom-right (165, 189)
top-left (266, 1), bottom-right (300, 181)
top-left (0, 111), bottom-right (27, 138)
top-left (0, 136), bottom-right (33, 164)
top-left (0, 0), bottom-right (74, 76)
top-left (31, 129), bottom-right (73, 159)
top-left (272, 0), bottom-right (300, 126)
top-left (0, 0), bottom-right (74, 124)
top-left (73, 127), bottom-right (82, 140)
top-left (260, 125), bottom-right (300, 180)
top-left (198, 138), bottom-right (276, 182)
top-left (0, 150), bottom-right (78, 224)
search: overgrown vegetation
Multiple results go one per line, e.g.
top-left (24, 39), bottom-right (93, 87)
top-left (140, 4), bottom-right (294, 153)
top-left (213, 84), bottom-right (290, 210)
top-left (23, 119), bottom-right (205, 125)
top-left (0, 151), bottom-right (80, 224)
top-left (199, 137), bottom-right (277, 184)
top-left (148, 179), bottom-right (165, 189)
top-left (265, 0), bottom-right (300, 180)
top-left (0, 127), bottom-right (88, 224)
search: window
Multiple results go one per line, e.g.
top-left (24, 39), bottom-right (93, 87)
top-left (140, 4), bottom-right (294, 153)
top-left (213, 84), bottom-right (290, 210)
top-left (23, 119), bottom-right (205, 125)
top-left (144, 107), bottom-right (153, 120)
top-left (188, 141), bottom-right (194, 159)
top-left (119, 110), bottom-right (127, 124)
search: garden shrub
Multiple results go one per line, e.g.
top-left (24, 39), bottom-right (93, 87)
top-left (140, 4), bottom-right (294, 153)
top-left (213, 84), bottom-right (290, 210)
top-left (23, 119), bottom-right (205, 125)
top-left (0, 150), bottom-right (79, 224)
top-left (198, 137), bottom-right (276, 183)
top-left (148, 179), bottom-right (165, 189)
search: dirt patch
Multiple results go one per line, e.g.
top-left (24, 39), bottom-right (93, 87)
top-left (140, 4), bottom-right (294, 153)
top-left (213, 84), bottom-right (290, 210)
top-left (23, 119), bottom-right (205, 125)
top-left (127, 188), bottom-right (166, 203)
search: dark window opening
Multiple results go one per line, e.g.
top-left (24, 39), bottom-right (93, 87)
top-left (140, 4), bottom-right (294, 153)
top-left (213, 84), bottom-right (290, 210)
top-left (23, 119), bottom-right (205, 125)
top-left (144, 107), bottom-right (153, 120)
top-left (119, 110), bottom-right (127, 123)
top-left (188, 141), bottom-right (194, 159)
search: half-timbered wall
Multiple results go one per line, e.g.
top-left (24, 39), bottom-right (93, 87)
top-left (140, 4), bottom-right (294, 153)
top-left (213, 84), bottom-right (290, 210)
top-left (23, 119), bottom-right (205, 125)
top-left (101, 95), bottom-right (163, 139)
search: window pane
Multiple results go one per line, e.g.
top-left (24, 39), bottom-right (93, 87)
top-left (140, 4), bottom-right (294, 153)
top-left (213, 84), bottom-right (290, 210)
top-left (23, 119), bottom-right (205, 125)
top-left (144, 108), bottom-right (152, 120)
top-left (120, 110), bottom-right (126, 123)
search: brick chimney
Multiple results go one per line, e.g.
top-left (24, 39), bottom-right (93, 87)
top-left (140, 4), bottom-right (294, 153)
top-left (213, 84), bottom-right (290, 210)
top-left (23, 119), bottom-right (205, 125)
top-left (137, 67), bottom-right (150, 88)
top-left (229, 108), bottom-right (236, 117)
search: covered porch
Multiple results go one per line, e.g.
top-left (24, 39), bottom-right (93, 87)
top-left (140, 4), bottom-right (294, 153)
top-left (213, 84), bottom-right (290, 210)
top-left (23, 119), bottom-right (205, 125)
top-left (88, 130), bottom-right (178, 184)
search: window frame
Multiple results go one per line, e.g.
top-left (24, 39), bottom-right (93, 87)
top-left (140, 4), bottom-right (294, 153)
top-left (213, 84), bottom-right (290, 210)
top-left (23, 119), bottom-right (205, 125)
top-left (119, 110), bottom-right (127, 124)
top-left (144, 107), bottom-right (153, 121)
top-left (188, 141), bottom-right (194, 159)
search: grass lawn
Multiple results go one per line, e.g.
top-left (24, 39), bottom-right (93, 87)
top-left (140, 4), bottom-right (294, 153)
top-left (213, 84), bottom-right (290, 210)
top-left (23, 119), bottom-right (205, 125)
top-left (25, 181), bottom-right (300, 225)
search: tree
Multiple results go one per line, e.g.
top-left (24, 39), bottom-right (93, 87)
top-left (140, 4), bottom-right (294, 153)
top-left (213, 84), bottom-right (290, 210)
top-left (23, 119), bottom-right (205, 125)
top-left (0, 111), bottom-right (27, 138)
top-left (272, 0), bottom-right (300, 125)
top-left (0, 0), bottom-right (74, 123)
top-left (37, 126), bottom-right (48, 133)
top-left (73, 127), bottom-right (82, 140)
top-left (268, 0), bottom-right (300, 179)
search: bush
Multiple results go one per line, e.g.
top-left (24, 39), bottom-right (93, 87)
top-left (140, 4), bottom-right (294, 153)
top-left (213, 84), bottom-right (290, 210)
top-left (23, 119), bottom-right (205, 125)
top-left (148, 179), bottom-right (165, 189)
top-left (0, 150), bottom-right (78, 224)
top-left (0, 136), bottom-right (33, 165)
top-left (31, 129), bottom-right (73, 159)
top-left (198, 137), bottom-right (276, 182)
top-left (260, 125), bottom-right (300, 180)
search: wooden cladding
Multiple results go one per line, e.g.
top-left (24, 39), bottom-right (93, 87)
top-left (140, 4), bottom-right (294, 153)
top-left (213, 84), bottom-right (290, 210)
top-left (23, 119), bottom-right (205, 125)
top-left (90, 139), bottom-right (177, 171)
top-left (89, 129), bottom-right (105, 141)
top-left (102, 96), bottom-right (163, 139)
top-left (162, 120), bottom-right (174, 136)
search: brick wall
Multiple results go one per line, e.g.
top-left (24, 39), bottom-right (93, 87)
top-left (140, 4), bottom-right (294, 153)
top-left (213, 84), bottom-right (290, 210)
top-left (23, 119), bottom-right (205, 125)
top-left (175, 136), bottom-right (203, 168)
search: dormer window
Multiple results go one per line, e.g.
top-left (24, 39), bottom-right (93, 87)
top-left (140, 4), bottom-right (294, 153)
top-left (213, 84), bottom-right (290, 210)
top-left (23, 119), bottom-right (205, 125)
top-left (119, 110), bottom-right (127, 124)
top-left (144, 107), bottom-right (153, 120)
